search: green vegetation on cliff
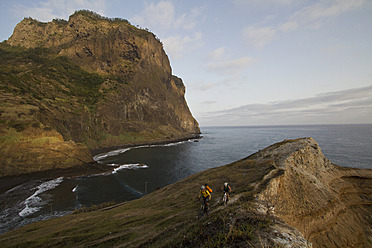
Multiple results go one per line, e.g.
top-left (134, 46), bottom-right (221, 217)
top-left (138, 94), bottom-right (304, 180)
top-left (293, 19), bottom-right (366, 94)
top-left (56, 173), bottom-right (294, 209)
top-left (72, 9), bottom-right (132, 25)
top-left (0, 43), bottom-right (105, 108)
top-left (0, 11), bottom-right (200, 176)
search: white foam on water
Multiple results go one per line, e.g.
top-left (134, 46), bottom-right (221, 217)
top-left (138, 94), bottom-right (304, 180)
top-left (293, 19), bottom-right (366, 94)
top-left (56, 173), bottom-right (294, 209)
top-left (72, 186), bottom-right (78, 192)
top-left (164, 140), bottom-right (189, 146)
top-left (18, 177), bottom-right (64, 218)
top-left (93, 140), bottom-right (193, 162)
top-left (93, 148), bottom-right (131, 162)
top-left (81, 171), bottom-right (112, 178)
top-left (149, 140), bottom-right (191, 147)
top-left (112, 164), bottom-right (149, 173)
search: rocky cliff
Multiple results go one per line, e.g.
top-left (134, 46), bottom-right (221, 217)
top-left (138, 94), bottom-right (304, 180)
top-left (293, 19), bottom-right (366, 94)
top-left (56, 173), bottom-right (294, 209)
top-left (255, 138), bottom-right (372, 247)
top-left (0, 10), bottom-right (200, 176)
top-left (0, 138), bottom-right (370, 247)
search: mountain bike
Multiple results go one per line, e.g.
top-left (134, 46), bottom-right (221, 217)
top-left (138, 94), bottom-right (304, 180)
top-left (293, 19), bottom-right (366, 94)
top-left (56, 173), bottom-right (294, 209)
top-left (198, 198), bottom-right (211, 220)
top-left (222, 192), bottom-right (228, 206)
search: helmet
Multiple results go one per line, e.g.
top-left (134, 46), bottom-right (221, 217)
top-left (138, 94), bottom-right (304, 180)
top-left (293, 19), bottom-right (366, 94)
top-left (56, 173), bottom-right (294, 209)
top-left (204, 183), bottom-right (208, 186)
top-left (224, 182), bottom-right (228, 186)
top-left (201, 185), bottom-right (205, 190)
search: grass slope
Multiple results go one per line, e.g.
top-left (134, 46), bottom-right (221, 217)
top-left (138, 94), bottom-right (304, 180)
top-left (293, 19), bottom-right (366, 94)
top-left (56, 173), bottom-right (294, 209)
top-left (0, 43), bottom-right (105, 106)
top-left (0, 153), bottom-right (278, 247)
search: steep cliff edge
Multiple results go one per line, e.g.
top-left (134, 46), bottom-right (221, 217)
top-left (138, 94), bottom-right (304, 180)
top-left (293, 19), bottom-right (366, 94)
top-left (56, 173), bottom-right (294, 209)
top-left (0, 10), bottom-right (200, 176)
top-left (0, 138), bottom-right (370, 247)
top-left (255, 138), bottom-right (372, 247)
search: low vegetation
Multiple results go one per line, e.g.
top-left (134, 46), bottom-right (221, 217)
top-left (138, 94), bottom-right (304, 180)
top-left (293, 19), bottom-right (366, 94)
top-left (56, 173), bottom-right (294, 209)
top-left (0, 43), bottom-right (106, 106)
top-left (73, 202), bottom-right (119, 214)
top-left (0, 155), bottom-right (280, 247)
top-left (73, 10), bottom-right (132, 25)
top-left (5, 137), bottom-right (369, 246)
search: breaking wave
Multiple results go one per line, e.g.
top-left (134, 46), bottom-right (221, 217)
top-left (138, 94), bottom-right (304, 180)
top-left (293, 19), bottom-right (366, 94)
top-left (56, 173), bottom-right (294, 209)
top-left (93, 140), bottom-right (193, 162)
top-left (72, 186), bottom-right (78, 192)
top-left (112, 164), bottom-right (149, 173)
top-left (92, 148), bottom-right (131, 161)
top-left (18, 177), bottom-right (64, 218)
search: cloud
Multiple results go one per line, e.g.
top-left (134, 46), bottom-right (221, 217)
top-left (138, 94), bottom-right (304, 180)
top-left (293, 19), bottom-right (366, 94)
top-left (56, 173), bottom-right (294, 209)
top-left (205, 47), bottom-right (256, 75)
top-left (162, 32), bottom-right (202, 59)
top-left (198, 85), bottom-right (372, 126)
top-left (131, 1), bottom-right (202, 60)
top-left (201, 101), bottom-right (217, 105)
top-left (242, 26), bottom-right (278, 48)
top-left (189, 81), bottom-right (219, 91)
top-left (131, 1), bottom-right (175, 31)
top-left (209, 47), bottom-right (226, 61)
top-left (287, 0), bottom-right (365, 30)
top-left (12, 0), bottom-right (106, 22)
top-left (194, 47), bottom-right (256, 93)
top-left (232, 0), bottom-right (300, 7)
top-left (131, 1), bottom-right (201, 32)
top-left (242, 0), bottom-right (365, 48)
top-left (277, 21), bottom-right (299, 32)
top-left (206, 56), bottom-right (256, 75)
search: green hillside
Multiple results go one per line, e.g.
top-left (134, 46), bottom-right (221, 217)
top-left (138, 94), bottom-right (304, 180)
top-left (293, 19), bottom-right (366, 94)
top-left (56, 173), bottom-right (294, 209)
top-left (0, 151), bottom-right (280, 247)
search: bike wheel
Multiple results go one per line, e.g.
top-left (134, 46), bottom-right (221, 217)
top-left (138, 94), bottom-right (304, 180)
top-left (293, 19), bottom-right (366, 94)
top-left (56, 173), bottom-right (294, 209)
top-left (207, 205), bottom-right (211, 216)
top-left (198, 205), bottom-right (204, 220)
top-left (223, 194), bottom-right (227, 206)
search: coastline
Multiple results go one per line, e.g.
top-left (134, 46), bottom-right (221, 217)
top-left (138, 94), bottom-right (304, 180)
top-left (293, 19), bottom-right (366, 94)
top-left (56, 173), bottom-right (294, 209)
top-left (2, 137), bottom-right (371, 247)
top-left (0, 134), bottom-right (202, 194)
top-left (90, 134), bottom-right (201, 156)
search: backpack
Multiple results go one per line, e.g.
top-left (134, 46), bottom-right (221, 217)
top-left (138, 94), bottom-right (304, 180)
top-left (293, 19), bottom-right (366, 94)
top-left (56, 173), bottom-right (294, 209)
top-left (206, 185), bottom-right (212, 193)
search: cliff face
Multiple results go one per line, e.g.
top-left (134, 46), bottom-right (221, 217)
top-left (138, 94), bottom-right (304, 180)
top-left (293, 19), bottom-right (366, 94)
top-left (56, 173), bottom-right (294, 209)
top-left (255, 138), bottom-right (372, 247)
top-left (0, 11), bottom-right (199, 176)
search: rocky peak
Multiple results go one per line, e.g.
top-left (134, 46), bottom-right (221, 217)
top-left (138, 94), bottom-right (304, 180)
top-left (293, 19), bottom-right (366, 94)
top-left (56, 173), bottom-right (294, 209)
top-left (7, 10), bottom-right (171, 76)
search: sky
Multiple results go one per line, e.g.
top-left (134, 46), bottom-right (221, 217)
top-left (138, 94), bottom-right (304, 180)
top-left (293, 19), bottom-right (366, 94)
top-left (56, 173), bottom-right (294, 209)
top-left (0, 0), bottom-right (371, 126)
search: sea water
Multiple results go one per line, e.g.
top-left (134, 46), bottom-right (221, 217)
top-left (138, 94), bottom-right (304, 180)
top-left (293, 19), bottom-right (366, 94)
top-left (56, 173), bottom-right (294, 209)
top-left (1, 124), bottom-right (371, 234)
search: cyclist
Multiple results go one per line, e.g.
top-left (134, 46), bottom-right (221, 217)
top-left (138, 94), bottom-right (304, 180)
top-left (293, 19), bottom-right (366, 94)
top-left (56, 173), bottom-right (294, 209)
top-left (221, 182), bottom-right (231, 203)
top-left (199, 185), bottom-right (211, 210)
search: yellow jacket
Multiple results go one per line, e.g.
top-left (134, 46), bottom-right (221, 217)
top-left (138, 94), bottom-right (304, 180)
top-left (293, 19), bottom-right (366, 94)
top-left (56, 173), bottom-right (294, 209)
top-left (200, 189), bottom-right (211, 198)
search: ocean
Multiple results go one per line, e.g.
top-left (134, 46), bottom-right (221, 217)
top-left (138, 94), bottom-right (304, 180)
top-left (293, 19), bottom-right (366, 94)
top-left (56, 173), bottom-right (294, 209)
top-left (1, 124), bottom-right (371, 234)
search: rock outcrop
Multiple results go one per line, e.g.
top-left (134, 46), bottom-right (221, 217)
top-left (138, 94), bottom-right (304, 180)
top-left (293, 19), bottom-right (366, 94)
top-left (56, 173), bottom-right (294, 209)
top-left (255, 138), bottom-right (372, 247)
top-left (0, 10), bottom-right (200, 176)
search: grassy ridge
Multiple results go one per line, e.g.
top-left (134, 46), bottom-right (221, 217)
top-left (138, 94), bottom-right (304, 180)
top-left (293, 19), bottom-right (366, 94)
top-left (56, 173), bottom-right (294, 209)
top-left (0, 154), bottom-right (278, 247)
